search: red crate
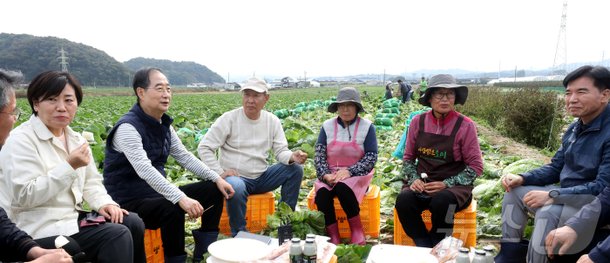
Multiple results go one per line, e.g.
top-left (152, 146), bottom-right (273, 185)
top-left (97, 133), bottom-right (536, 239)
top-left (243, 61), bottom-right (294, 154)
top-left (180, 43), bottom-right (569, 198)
top-left (144, 228), bottom-right (164, 263)
top-left (307, 185), bottom-right (380, 238)
top-left (393, 199), bottom-right (477, 247)
top-left (219, 192), bottom-right (275, 235)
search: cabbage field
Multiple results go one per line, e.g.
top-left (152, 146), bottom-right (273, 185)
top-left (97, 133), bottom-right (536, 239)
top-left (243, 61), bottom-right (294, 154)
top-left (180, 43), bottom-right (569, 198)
top-left (14, 86), bottom-right (546, 259)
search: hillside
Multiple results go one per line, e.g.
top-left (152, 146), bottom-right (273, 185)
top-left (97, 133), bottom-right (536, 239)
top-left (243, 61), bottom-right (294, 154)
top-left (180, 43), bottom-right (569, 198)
top-left (0, 33), bottom-right (131, 87)
top-left (0, 33), bottom-right (225, 87)
top-left (124, 57), bottom-right (225, 85)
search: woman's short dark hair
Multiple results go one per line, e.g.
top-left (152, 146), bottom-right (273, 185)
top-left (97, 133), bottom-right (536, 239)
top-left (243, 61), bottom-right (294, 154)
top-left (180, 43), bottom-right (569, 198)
top-left (132, 67), bottom-right (163, 99)
top-left (27, 71), bottom-right (83, 116)
top-left (563, 65), bottom-right (610, 91)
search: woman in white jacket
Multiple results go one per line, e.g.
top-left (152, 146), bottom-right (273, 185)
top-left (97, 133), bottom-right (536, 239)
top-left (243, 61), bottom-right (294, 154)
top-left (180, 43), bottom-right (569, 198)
top-left (0, 71), bottom-right (145, 263)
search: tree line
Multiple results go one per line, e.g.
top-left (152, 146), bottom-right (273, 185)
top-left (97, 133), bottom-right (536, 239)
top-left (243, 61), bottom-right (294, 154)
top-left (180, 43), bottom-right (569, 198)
top-left (0, 33), bottom-right (224, 87)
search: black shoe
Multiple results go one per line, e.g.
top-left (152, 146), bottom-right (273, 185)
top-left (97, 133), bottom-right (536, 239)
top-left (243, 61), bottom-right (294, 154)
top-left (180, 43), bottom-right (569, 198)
top-left (495, 240), bottom-right (528, 263)
top-left (192, 230), bottom-right (218, 262)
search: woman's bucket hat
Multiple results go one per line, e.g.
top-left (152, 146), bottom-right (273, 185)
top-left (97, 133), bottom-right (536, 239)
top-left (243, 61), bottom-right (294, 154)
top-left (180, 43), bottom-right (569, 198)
top-left (418, 74), bottom-right (468, 107)
top-left (328, 87), bottom-right (365, 113)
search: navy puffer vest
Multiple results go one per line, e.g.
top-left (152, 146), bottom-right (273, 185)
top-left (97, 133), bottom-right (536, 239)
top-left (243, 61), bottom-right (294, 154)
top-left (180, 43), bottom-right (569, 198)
top-left (103, 103), bottom-right (173, 204)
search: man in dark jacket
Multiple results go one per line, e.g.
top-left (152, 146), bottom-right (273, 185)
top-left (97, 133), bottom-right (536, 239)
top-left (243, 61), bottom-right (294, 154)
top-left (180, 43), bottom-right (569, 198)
top-left (103, 68), bottom-right (234, 263)
top-left (397, 79), bottom-right (411, 103)
top-left (0, 208), bottom-right (73, 262)
top-left (496, 65), bottom-right (610, 263)
top-left (546, 186), bottom-right (610, 262)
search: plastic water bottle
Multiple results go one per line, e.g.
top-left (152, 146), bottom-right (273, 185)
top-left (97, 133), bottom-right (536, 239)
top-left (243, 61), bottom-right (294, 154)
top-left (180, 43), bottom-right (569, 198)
top-left (483, 245), bottom-right (495, 263)
top-left (306, 234), bottom-right (316, 247)
top-left (455, 247), bottom-right (471, 263)
top-left (472, 249), bottom-right (487, 263)
top-left (302, 238), bottom-right (317, 263)
top-left (289, 238), bottom-right (302, 263)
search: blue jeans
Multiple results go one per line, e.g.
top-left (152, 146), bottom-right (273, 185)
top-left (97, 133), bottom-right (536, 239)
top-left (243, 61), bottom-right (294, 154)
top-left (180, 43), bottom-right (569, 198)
top-left (225, 163), bottom-right (303, 236)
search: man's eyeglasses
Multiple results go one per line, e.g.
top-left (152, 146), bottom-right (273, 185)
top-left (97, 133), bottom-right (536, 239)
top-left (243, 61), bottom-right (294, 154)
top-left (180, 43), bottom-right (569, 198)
top-left (432, 92), bottom-right (456, 100)
top-left (153, 87), bottom-right (172, 94)
top-left (1, 107), bottom-right (21, 120)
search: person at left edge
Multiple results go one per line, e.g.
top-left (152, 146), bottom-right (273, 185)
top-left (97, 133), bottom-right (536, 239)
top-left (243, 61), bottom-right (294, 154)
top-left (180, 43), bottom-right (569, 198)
top-left (103, 67), bottom-right (234, 263)
top-left (0, 69), bottom-right (74, 263)
top-left (0, 70), bottom-right (145, 263)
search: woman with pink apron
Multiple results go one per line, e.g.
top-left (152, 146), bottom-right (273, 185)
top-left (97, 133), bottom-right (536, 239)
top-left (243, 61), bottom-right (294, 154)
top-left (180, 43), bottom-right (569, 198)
top-left (313, 87), bottom-right (377, 245)
top-left (394, 74), bottom-right (483, 247)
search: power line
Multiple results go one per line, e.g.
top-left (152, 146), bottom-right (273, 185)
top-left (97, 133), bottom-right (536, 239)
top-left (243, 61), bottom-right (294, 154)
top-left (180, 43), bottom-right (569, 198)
top-left (552, 0), bottom-right (568, 76)
top-left (548, 0), bottom-right (567, 149)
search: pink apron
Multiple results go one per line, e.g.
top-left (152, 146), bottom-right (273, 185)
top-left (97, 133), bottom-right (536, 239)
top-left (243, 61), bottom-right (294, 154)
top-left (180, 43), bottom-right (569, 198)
top-left (314, 117), bottom-right (374, 203)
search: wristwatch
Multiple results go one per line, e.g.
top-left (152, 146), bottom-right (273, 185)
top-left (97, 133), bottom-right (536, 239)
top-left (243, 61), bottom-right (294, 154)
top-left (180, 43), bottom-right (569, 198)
top-left (548, 189), bottom-right (561, 198)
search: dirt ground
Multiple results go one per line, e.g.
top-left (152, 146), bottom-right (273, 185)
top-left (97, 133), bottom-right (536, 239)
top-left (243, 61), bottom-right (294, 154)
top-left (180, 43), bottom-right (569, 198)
top-left (476, 125), bottom-right (552, 164)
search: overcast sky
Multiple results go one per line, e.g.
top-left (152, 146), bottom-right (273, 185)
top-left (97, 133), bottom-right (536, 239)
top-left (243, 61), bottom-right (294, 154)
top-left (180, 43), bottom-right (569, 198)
top-left (2, 0), bottom-right (608, 81)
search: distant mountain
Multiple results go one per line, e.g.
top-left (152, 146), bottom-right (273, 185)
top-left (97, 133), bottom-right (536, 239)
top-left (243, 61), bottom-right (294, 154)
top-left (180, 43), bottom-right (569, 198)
top-left (0, 33), bottom-right (225, 87)
top-left (124, 57), bottom-right (225, 85)
top-left (408, 60), bottom-right (610, 80)
top-left (314, 61), bottom-right (610, 83)
top-left (3, 33), bottom-right (606, 87)
top-left (0, 33), bottom-right (131, 86)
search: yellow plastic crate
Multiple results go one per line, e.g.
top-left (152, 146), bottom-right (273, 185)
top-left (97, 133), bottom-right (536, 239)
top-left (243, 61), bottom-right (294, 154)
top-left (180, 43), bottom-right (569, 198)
top-left (144, 228), bottom-right (164, 263)
top-left (393, 199), bottom-right (477, 247)
top-left (219, 192), bottom-right (275, 235)
top-left (307, 185), bottom-right (380, 238)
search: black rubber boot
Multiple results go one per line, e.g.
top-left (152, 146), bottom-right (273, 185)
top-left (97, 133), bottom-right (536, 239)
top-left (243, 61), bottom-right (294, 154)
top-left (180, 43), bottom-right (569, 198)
top-left (192, 230), bottom-right (219, 263)
top-left (413, 237), bottom-right (434, 248)
top-left (164, 254), bottom-right (187, 263)
top-left (495, 240), bottom-right (529, 263)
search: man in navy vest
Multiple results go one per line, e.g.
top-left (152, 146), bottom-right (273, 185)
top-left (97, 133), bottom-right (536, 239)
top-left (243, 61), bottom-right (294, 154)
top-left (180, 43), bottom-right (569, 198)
top-left (103, 67), bottom-right (234, 263)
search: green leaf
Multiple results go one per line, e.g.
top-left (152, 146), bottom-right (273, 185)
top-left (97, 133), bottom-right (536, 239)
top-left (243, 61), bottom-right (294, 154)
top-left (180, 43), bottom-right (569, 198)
top-left (335, 244), bottom-right (372, 263)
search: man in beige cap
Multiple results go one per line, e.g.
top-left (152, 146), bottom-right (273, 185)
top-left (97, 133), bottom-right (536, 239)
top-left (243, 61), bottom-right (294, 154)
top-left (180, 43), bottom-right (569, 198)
top-left (198, 77), bottom-right (308, 236)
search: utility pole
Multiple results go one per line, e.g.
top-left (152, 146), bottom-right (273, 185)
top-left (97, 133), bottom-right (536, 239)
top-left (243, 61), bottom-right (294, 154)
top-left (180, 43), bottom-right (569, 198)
top-left (498, 60), bottom-right (501, 79)
top-left (552, 0), bottom-right (568, 76)
top-left (514, 66), bottom-right (517, 82)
